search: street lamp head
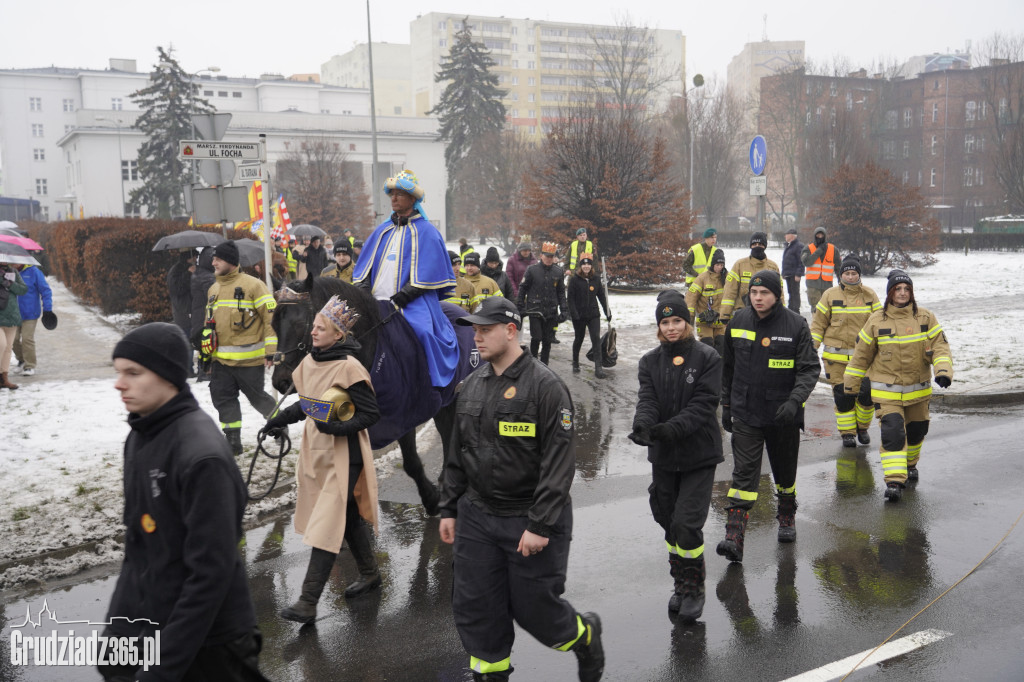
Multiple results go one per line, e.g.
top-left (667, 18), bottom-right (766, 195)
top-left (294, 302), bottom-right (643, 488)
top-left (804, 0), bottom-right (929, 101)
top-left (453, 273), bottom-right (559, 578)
top-left (692, 73), bottom-right (705, 88)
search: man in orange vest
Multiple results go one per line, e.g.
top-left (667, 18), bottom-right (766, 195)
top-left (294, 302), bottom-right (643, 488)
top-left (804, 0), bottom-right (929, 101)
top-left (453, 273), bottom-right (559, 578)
top-left (800, 227), bottom-right (840, 311)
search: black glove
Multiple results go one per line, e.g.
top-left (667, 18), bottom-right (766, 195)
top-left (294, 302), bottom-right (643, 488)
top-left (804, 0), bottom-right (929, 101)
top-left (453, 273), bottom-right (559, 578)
top-left (557, 312), bottom-right (567, 324)
top-left (935, 375), bottom-right (952, 388)
top-left (774, 399), bottom-right (800, 426)
top-left (390, 288), bottom-right (413, 309)
top-left (698, 309), bottom-right (719, 325)
top-left (41, 310), bottom-right (58, 330)
top-left (628, 425), bottom-right (654, 447)
top-left (650, 423), bottom-right (673, 442)
top-left (606, 314), bottom-right (612, 323)
top-left (260, 413), bottom-right (290, 438)
top-left (721, 406), bottom-right (733, 433)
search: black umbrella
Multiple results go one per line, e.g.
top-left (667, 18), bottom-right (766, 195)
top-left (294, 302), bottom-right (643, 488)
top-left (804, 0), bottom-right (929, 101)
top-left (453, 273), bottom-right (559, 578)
top-left (0, 240), bottom-right (40, 266)
top-left (152, 230), bottom-right (226, 252)
top-left (233, 238), bottom-right (273, 267)
top-left (288, 224), bottom-right (327, 238)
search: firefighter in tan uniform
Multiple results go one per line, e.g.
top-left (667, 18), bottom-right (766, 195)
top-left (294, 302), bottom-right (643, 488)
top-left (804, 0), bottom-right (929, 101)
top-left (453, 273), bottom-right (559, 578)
top-left (461, 252), bottom-right (502, 312)
top-left (719, 232), bottom-right (782, 321)
top-left (203, 240), bottom-right (279, 455)
top-left (686, 249), bottom-right (728, 356)
top-left (810, 254), bottom-right (882, 448)
top-left (445, 251), bottom-right (476, 312)
top-left (843, 270), bottom-right (953, 503)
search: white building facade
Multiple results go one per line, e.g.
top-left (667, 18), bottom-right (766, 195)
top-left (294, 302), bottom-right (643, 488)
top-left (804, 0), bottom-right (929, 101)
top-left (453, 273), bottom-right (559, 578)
top-left (0, 60), bottom-right (447, 230)
top-left (321, 43), bottom-right (414, 117)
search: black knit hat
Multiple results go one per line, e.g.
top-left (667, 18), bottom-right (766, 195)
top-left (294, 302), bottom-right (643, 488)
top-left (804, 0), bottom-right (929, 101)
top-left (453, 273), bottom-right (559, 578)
top-left (213, 240), bottom-right (240, 266)
top-left (448, 250), bottom-right (461, 264)
top-left (750, 232), bottom-right (768, 248)
top-left (841, 254), bottom-right (861, 275)
top-left (113, 322), bottom-right (191, 390)
top-left (655, 290), bottom-right (691, 324)
top-left (485, 247), bottom-right (501, 263)
top-left (711, 249), bottom-right (726, 267)
top-left (749, 270), bottom-right (782, 298)
top-left (463, 252), bottom-right (481, 267)
top-left (887, 269), bottom-right (913, 294)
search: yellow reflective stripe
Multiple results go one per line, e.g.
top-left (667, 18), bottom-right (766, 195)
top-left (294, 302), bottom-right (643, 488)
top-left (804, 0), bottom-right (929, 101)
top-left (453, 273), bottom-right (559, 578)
top-left (220, 421), bottom-right (242, 429)
top-left (832, 307), bottom-right (873, 314)
top-left (870, 301), bottom-right (882, 311)
top-left (555, 615), bottom-right (587, 651)
top-left (880, 451), bottom-right (908, 474)
top-left (768, 358), bottom-right (795, 369)
top-left (822, 350), bottom-right (852, 362)
top-left (740, 271), bottom-right (752, 283)
top-left (264, 335), bottom-right (278, 344)
top-left (877, 332), bottom-right (928, 345)
top-left (926, 324), bottom-right (943, 339)
top-left (811, 332), bottom-right (823, 343)
top-left (498, 421), bottom-right (536, 437)
top-left (728, 488), bottom-right (758, 501)
top-left (727, 270), bottom-right (741, 282)
top-left (254, 294), bottom-right (275, 308)
top-left (470, 656), bottom-right (511, 673)
top-left (815, 301), bottom-right (829, 315)
top-left (212, 299), bottom-right (257, 309)
top-left (730, 329), bottom-right (756, 340)
top-left (721, 298), bottom-right (735, 306)
top-left (215, 342), bottom-right (266, 361)
top-left (776, 483), bottom-right (796, 495)
top-left (932, 356), bottom-right (951, 366)
top-left (845, 366), bottom-right (867, 378)
top-left (871, 387), bottom-right (932, 402)
top-left (856, 402), bottom-right (874, 424)
top-left (858, 329), bottom-right (874, 345)
top-left (674, 544), bottom-right (704, 559)
top-left (688, 283), bottom-right (702, 293)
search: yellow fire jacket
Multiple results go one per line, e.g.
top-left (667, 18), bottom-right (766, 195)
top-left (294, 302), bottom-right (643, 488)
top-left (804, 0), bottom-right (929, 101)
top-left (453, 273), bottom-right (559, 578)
top-left (719, 256), bottom-right (781, 319)
top-left (445, 276), bottom-right (476, 312)
top-left (205, 269), bottom-right (277, 367)
top-left (463, 272), bottom-right (502, 311)
top-left (685, 269), bottom-right (726, 336)
top-left (810, 282), bottom-right (881, 384)
top-left (843, 304), bottom-right (953, 405)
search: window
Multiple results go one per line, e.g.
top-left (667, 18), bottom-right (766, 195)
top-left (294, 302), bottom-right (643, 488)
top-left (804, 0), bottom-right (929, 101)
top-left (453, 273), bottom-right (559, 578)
top-left (528, 126), bottom-right (536, 134)
top-left (977, 168), bottom-right (984, 185)
top-left (439, 39), bottom-right (447, 48)
top-left (830, 108), bottom-right (836, 127)
top-left (541, 75), bottom-right (565, 85)
top-left (437, 20), bottom-right (445, 29)
top-left (882, 141), bottom-right (896, 160)
top-left (528, 109), bottom-right (535, 118)
top-left (393, 106), bottom-right (402, 114)
top-left (902, 170), bottom-right (910, 184)
top-left (511, 108), bottom-right (518, 117)
top-left (931, 102), bottom-right (939, 122)
top-left (204, 89), bottom-right (214, 96)
top-left (232, 91), bottom-right (242, 98)
top-left (918, 171), bottom-right (923, 186)
top-left (979, 101), bottom-right (987, 120)
top-left (541, 27), bottom-right (562, 37)
top-left (121, 160), bottom-right (139, 181)
top-left (511, 76), bottom-right (518, 85)
top-left (884, 110), bottom-right (898, 130)
top-left (63, 98), bottom-right (75, 112)
top-left (320, 108), bottom-right (331, 114)
top-left (965, 134), bottom-right (975, 153)
top-left (511, 92), bottom-right (518, 101)
top-left (217, 91), bottom-right (228, 97)
top-left (846, 92), bottom-right (853, 111)
top-left (999, 97), bottom-right (1009, 121)
top-left (929, 168), bottom-right (936, 187)
top-left (903, 108), bottom-right (913, 127)
top-left (511, 26), bottom-right (518, 35)
top-left (511, 44), bottom-right (518, 53)
top-left (125, 203), bottom-right (141, 218)
top-left (933, 79), bottom-right (940, 91)
top-left (805, 111), bottom-right (811, 126)
top-left (903, 141), bottom-right (910, 158)
top-left (512, 60), bottom-right (519, 68)
top-left (978, 135), bottom-right (985, 152)
top-left (527, 61), bottom-right (535, 69)
top-left (527, 44), bottom-right (535, 53)
top-left (805, 82), bottom-right (812, 96)
top-left (483, 22), bottom-right (504, 32)
top-left (829, 139), bottom-right (836, 159)
top-left (31, 123), bottom-right (44, 137)
top-left (33, 148), bottom-right (45, 161)
top-left (111, 97), bottom-right (123, 110)
top-left (963, 167), bottom-right (974, 187)
top-left (931, 135), bottom-right (938, 155)
top-left (29, 96), bottom-right (42, 112)
top-left (528, 77), bottom-right (535, 86)
top-left (829, 82), bottom-right (837, 97)
top-left (966, 101), bottom-right (976, 121)
top-left (528, 93), bottom-right (535, 102)
top-left (35, 178), bottom-right (47, 195)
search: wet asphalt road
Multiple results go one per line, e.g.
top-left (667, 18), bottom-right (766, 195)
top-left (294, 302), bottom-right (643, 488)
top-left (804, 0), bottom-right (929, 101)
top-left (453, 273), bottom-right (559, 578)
top-left (4, 325), bottom-right (1024, 681)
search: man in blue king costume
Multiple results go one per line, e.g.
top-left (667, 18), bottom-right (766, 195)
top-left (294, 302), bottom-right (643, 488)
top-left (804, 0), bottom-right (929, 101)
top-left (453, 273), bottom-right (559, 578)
top-left (354, 169), bottom-right (459, 388)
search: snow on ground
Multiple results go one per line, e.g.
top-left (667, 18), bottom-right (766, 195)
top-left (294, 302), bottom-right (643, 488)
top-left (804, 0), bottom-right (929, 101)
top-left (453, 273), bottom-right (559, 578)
top-left (2, 245), bottom-right (1020, 588)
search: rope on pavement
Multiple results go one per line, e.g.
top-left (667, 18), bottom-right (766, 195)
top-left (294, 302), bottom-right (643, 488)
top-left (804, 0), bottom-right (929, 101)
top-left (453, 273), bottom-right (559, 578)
top-left (840, 505), bottom-right (1024, 680)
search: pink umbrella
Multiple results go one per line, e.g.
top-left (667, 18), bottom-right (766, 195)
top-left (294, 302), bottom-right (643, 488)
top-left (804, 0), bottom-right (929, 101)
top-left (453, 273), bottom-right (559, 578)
top-left (0, 234), bottom-right (43, 251)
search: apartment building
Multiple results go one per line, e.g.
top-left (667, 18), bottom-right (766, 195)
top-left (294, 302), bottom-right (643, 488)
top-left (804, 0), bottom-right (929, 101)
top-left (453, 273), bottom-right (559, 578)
top-left (321, 43), bottom-right (414, 117)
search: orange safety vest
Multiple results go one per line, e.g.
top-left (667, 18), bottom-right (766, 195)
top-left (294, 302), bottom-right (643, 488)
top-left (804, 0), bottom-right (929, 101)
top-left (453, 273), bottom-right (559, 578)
top-left (805, 243), bottom-right (837, 282)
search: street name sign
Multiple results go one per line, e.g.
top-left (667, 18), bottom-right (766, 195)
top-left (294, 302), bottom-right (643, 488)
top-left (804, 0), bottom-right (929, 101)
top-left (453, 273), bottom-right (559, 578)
top-left (238, 164), bottom-right (265, 183)
top-left (179, 141), bottom-right (261, 161)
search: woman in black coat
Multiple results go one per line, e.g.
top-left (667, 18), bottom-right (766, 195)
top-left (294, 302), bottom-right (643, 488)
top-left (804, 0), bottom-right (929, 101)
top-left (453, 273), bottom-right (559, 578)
top-left (566, 254), bottom-right (610, 377)
top-left (629, 290), bottom-right (723, 624)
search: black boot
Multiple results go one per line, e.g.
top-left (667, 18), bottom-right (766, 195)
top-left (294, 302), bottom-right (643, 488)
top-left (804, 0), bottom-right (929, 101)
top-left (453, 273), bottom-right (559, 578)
top-left (776, 494), bottom-right (797, 543)
top-left (857, 428), bottom-right (871, 445)
top-left (571, 612), bottom-right (604, 682)
top-left (669, 555), bottom-right (706, 624)
top-left (907, 465), bottom-right (919, 483)
top-left (223, 428), bottom-right (243, 456)
top-left (572, 355), bottom-right (581, 373)
top-left (716, 508), bottom-right (749, 563)
top-left (841, 434), bottom-right (857, 448)
top-left (280, 547), bottom-right (337, 624)
top-left (593, 345), bottom-right (606, 379)
top-left (344, 518), bottom-right (382, 598)
top-left (473, 672), bottom-right (512, 682)
top-left (884, 481), bottom-right (904, 502)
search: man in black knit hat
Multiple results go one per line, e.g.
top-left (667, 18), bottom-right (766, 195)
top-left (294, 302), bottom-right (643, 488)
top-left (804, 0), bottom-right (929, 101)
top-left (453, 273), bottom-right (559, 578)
top-left (718, 270), bottom-right (819, 562)
top-left (102, 323), bottom-right (269, 681)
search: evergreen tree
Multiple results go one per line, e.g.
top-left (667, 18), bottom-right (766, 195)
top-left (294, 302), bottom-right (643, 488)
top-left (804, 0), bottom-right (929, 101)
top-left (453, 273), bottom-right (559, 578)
top-left (428, 19), bottom-right (506, 226)
top-left (129, 46), bottom-right (215, 219)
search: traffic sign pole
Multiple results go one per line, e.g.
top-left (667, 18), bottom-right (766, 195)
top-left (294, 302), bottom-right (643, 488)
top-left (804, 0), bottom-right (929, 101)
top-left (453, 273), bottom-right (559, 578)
top-left (260, 134), bottom-right (273, 290)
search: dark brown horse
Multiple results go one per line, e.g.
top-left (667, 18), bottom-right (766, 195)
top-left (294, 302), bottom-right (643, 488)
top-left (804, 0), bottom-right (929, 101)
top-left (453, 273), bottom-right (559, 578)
top-left (270, 275), bottom-right (457, 514)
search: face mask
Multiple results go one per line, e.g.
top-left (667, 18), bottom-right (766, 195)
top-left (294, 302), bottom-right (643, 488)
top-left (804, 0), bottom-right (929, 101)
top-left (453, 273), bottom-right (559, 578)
top-left (751, 247), bottom-right (766, 259)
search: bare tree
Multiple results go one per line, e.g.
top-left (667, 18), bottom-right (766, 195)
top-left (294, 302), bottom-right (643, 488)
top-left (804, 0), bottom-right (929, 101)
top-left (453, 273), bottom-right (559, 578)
top-left (973, 33), bottom-right (1024, 213)
top-left (276, 138), bottom-right (373, 235)
top-left (687, 80), bottom-right (748, 228)
top-left (759, 67), bottom-right (808, 227)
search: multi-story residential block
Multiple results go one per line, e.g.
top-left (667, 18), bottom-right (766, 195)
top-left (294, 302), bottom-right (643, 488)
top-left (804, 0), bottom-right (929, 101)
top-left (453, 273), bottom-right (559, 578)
top-left (321, 43), bottom-right (414, 117)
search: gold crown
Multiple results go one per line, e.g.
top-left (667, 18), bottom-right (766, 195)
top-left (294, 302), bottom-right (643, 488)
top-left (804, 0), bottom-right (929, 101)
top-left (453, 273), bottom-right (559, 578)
top-left (541, 241), bottom-right (558, 255)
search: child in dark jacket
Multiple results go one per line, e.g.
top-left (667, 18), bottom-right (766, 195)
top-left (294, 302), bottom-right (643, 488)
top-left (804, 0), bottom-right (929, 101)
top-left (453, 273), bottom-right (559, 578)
top-left (629, 290), bottom-right (723, 624)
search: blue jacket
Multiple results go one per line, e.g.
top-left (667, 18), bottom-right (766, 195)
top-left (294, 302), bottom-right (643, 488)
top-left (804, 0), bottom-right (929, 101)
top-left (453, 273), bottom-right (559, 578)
top-left (781, 239), bottom-right (805, 278)
top-left (17, 265), bottom-right (52, 321)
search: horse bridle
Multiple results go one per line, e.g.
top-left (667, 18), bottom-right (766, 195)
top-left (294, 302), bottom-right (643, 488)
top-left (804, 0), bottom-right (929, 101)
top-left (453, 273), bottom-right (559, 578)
top-left (271, 287), bottom-right (313, 367)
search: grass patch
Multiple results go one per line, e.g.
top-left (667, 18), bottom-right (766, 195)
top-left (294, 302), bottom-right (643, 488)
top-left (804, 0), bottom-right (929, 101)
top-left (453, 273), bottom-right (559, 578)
top-left (12, 507), bottom-right (31, 522)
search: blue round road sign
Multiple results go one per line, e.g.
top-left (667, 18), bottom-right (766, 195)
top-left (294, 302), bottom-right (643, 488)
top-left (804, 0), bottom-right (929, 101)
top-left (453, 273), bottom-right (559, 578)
top-left (749, 135), bottom-right (767, 176)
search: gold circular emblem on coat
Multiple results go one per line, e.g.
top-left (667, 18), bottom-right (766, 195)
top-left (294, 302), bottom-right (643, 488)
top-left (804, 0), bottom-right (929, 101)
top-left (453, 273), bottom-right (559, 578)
top-left (504, 386), bottom-right (517, 399)
top-left (589, 285), bottom-right (594, 291)
top-left (761, 338), bottom-right (771, 347)
top-left (673, 356), bottom-right (684, 366)
top-left (141, 514), bottom-right (156, 533)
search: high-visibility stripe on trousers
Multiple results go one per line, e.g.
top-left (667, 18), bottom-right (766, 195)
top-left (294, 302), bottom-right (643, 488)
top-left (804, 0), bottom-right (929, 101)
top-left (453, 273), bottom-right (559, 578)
top-left (880, 450), bottom-right (908, 479)
top-left (835, 408), bottom-right (857, 434)
top-left (855, 401), bottom-right (874, 430)
top-left (907, 441), bottom-right (923, 468)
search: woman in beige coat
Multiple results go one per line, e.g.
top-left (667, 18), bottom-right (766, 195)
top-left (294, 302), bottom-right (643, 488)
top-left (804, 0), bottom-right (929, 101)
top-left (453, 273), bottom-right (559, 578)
top-left (262, 295), bottom-right (381, 624)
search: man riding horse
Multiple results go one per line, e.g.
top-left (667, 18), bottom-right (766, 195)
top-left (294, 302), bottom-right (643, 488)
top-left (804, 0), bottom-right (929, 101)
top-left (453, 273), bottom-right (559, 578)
top-left (353, 169), bottom-right (459, 388)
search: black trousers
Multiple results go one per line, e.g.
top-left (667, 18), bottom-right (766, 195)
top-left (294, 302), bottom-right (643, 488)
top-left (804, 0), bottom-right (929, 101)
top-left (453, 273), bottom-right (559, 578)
top-left (99, 628), bottom-right (270, 682)
top-left (726, 419), bottom-right (800, 511)
top-left (649, 464), bottom-right (716, 552)
top-left (452, 496), bottom-right (580, 667)
top-left (571, 317), bottom-right (601, 364)
top-left (529, 315), bottom-right (558, 365)
top-left (784, 277), bottom-right (801, 313)
top-left (210, 362), bottom-right (276, 429)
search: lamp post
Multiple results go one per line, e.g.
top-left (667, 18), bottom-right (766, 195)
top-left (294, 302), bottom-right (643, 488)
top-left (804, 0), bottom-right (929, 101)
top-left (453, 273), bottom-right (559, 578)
top-left (96, 116), bottom-right (126, 216)
top-left (686, 74), bottom-right (705, 214)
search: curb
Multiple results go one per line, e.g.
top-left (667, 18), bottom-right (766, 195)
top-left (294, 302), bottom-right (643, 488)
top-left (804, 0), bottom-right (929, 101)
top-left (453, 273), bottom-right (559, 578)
top-left (815, 377), bottom-right (1024, 408)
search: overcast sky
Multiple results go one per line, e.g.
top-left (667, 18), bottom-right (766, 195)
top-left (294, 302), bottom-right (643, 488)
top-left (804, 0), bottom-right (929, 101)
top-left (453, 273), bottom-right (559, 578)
top-left (2, 1), bottom-right (1019, 83)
